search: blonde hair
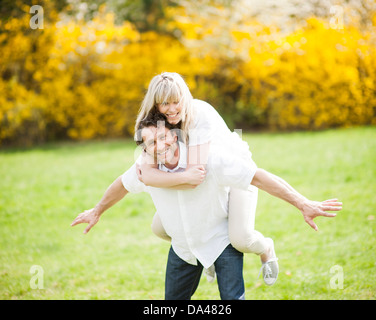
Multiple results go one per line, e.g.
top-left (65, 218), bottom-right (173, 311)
top-left (135, 72), bottom-right (195, 143)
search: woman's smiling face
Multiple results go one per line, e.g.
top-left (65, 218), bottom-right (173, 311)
top-left (157, 102), bottom-right (182, 125)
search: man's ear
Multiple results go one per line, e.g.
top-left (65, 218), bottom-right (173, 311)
top-left (138, 142), bottom-right (148, 154)
top-left (170, 129), bottom-right (178, 142)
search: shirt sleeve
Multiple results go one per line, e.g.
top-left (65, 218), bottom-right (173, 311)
top-left (209, 152), bottom-right (258, 190)
top-left (188, 100), bottom-right (232, 147)
top-left (121, 163), bottom-right (147, 194)
top-left (188, 100), bottom-right (213, 146)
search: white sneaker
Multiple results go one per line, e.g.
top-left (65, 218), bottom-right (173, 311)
top-left (258, 238), bottom-right (279, 286)
top-left (204, 264), bottom-right (216, 283)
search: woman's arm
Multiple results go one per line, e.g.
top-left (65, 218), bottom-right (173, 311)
top-left (139, 162), bottom-right (206, 188)
top-left (187, 142), bottom-right (210, 169)
top-left (139, 142), bottom-right (210, 188)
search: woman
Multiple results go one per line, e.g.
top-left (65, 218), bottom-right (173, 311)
top-left (135, 72), bottom-right (278, 285)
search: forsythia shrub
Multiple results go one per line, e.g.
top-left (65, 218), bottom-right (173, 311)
top-left (169, 4), bottom-right (376, 131)
top-left (0, 4), bottom-right (375, 146)
top-left (245, 18), bottom-right (376, 130)
top-left (0, 6), bottom-right (191, 145)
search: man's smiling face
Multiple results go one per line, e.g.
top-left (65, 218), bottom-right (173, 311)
top-left (141, 125), bottom-right (179, 166)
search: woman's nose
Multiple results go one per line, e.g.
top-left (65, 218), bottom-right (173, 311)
top-left (167, 103), bottom-right (177, 112)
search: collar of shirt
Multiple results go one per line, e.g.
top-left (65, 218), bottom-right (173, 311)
top-left (158, 141), bottom-right (187, 173)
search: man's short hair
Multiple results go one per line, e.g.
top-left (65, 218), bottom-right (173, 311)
top-left (135, 112), bottom-right (176, 146)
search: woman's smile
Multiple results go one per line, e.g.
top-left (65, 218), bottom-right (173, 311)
top-left (158, 103), bottom-right (182, 124)
top-left (165, 112), bottom-right (180, 120)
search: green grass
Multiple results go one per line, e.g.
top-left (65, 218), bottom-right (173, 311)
top-left (0, 126), bottom-right (375, 300)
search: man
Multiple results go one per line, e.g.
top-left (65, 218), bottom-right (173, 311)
top-left (71, 113), bottom-right (342, 299)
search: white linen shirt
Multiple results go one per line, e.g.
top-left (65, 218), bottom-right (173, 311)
top-left (121, 142), bottom-right (257, 268)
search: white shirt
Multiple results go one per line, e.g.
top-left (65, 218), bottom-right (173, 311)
top-left (121, 142), bottom-right (258, 268)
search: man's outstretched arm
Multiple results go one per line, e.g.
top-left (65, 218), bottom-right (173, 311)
top-left (71, 176), bottom-right (128, 234)
top-left (251, 168), bottom-right (342, 231)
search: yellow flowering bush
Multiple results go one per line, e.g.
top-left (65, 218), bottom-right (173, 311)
top-left (169, 4), bottom-right (376, 131)
top-left (0, 7), bottom-right (190, 145)
top-left (0, 3), bottom-right (375, 146)
top-left (246, 18), bottom-right (376, 130)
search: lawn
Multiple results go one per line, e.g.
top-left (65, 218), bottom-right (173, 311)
top-left (0, 126), bottom-right (375, 300)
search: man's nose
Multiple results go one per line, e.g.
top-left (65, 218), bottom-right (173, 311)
top-left (157, 139), bottom-right (168, 150)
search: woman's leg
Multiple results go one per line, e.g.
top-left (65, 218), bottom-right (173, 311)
top-left (151, 212), bottom-right (171, 242)
top-left (228, 186), bottom-right (268, 255)
top-left (229, 186), bottom-right (279, 285)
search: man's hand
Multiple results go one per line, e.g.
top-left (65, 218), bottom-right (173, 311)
top-left (184, 165), bottom-right (206, 185)
top-left (300, 198), bottom-right (342, 231)
top-left (251, 169), bottom-right (342, 232)
top-left (71, 208), bottom-right (101, 234)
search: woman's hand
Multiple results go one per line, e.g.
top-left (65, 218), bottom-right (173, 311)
top-left (184, 165), bottom-right (206, 185)
top-left (136, 150), bottom-right (158, 183)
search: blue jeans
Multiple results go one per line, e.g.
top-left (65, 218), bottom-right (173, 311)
top-left (165, 244), bottom-right (245, 300)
